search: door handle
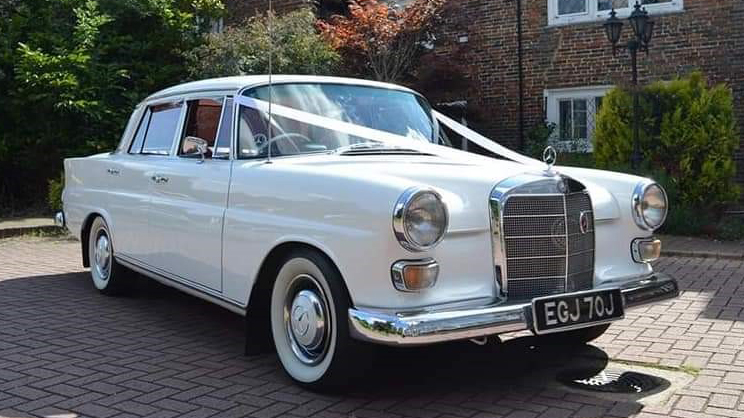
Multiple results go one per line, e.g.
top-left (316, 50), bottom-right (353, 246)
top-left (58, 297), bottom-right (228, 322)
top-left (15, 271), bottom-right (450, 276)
top-left (107, 168), bottom-right (120, 176)
top-left (151, 175), bottom-right (169, 184)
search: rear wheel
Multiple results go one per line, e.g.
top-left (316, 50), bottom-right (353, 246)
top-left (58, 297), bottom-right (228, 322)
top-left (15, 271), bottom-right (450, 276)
top-left (269, 249), bottom-right (365, 391)
top-left (88, 217), bottom-right (131, 295)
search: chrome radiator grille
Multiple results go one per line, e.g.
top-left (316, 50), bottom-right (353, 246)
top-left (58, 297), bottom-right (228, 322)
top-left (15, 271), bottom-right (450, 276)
top-left (501, 192), bottom-right (594, 300)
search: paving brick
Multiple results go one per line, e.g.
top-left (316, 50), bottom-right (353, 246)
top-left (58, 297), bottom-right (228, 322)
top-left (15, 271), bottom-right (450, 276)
top-left (708, 393), bottom-right (739, 409)
top-left (112, 400), bottom-right (160, 416)
top-left (73, 402), bottom-right (120, 418)
top-left (676, 396), bottom-right (708, 412)
top-left (3, 239), bottom-right (744, 418)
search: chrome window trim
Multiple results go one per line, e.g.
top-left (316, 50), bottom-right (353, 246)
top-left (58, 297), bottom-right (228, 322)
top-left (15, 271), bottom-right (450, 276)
top-left (632, 180), bottom-right (668, 231)
top-left (127, 107), bottom-right (152, 155)
top-left (136, 100), bottom-right (184, 157)
top-left (176, 96), bottom-right (230, 160)
top-left (392, 187), bottom-right (449, 253)
top-left (213, 96), bottom-right (233, 159)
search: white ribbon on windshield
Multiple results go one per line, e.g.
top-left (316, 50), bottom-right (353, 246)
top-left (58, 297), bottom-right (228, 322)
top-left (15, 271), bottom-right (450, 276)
top-left (235, 96), bottom-right (545, 168)
top-left (433, 111), bottom-right (543, 167)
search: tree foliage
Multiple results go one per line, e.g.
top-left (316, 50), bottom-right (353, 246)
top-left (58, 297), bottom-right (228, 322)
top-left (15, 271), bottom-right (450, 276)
top-left (317, 0), bottom-right (445, 82)
top-left (594, 72), bottom-right (739, 209)
top-left (0, 0), bottom-right (223, 214)
top-left (184, 8), bottom-right (340, 79)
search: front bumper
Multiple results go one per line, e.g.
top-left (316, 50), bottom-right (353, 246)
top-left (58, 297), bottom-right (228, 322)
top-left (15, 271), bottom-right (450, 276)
top-left (348, 273), bottom-right (678, 346)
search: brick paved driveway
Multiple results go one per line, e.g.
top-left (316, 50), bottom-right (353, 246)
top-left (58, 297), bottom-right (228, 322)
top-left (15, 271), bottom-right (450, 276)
top-left (1, 237), bottom-right (743, 418)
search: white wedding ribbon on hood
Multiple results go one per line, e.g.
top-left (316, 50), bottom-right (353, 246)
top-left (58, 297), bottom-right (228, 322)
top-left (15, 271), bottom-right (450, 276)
top-left (234, 95), bottom-right (619, 219)
top-left (234, 95), bottom-right (545, 168)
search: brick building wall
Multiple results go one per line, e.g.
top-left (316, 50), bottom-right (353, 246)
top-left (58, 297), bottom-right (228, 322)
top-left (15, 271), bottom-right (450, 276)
top-left (433, 0), bottom-right (744, 163)
top-left (225, 0), bottom-right (744, 179)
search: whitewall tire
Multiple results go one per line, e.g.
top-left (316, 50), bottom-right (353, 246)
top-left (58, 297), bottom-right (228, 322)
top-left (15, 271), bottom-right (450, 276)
top-left (88, 217), bottom-right (130, 295)
top-left (270, 249), bottom-right (364, 390)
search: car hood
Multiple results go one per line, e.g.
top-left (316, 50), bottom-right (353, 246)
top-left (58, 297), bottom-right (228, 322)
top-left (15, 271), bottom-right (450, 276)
top-left (277, 153), bottom-right (622, 221)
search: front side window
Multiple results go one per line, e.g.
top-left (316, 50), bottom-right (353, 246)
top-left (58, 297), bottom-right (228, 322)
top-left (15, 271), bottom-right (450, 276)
top-left (178, 97), bottom-right (234, 159)
top-left (179, 98), bottom-right (222, 157)
top-left (237, 83), bottom-right (436, 158)
top-left (142, 103), bottom-right (182, 155)
top-left (550, 0), bottom-right (682, 25)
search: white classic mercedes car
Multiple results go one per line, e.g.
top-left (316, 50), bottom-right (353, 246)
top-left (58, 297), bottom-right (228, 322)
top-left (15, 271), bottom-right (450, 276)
top-left (59, 75), bottom-right (678, 389)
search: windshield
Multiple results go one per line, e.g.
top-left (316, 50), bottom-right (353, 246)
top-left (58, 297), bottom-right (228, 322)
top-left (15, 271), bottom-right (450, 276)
top-left (237, 83), bottom-right (438, 158)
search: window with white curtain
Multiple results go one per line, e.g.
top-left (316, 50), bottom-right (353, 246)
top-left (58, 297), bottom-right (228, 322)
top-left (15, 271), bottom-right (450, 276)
top-left (548, 0), bottom-right (683, 26)
top-left (544, 86), bottom-right (613, 153)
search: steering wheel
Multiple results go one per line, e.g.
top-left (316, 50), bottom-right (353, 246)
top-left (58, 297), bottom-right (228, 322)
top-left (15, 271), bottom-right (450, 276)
top-left (256, 132), bottom-right (314, 155)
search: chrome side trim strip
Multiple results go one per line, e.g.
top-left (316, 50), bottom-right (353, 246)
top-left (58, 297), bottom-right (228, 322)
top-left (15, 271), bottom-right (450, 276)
top-left (115, 255), bottom-right (247, 316)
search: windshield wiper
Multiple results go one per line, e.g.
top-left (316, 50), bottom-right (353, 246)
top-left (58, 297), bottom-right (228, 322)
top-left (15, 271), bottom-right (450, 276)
top-left (335, 142), bottom-right (432, 156)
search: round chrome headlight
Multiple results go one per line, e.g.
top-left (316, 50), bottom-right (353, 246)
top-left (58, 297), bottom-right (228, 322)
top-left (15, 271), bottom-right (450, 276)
top-left (393, 188), bottom-right (448, 252)
top-left (632, 181), bottom-right (668, 231)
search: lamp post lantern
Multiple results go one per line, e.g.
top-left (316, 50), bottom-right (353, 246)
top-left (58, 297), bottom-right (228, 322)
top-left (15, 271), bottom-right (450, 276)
top-left (603, 2), bottom-right (654, 170)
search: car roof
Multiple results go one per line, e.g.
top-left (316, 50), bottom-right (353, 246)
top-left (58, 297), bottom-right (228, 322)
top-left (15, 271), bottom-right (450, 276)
top-left (143, 75), bottom-right (419, 104)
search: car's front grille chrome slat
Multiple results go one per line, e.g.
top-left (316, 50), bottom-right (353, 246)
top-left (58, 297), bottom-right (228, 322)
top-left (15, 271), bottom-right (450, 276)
top-left (499, 190), bottom-right (595, 301)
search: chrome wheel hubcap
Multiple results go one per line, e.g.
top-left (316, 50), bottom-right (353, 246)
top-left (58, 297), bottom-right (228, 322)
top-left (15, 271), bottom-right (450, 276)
top-left (284, 274), bottom-right (330, 365)
top-left (94, 232), bottom-right (111, 279)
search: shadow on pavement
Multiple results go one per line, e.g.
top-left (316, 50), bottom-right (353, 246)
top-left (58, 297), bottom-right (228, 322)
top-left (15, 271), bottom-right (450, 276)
top-left (0, 272), bottom-right (651, 418)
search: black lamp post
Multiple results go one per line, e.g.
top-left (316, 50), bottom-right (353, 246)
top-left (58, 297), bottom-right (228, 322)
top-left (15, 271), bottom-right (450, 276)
top-left (603, 2), bottom-right (654, 170)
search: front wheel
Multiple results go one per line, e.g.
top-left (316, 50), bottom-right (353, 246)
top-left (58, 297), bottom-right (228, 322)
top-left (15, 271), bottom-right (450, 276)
top-left (269, 249), bottom-right (365, 390)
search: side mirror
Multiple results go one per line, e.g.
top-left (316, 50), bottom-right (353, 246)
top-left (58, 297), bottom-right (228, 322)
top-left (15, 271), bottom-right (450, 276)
top-left (183, 136), bottom-right (209, 162)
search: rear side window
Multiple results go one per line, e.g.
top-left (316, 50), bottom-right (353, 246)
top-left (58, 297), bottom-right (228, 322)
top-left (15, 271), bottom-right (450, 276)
top-left (142, 103), bottom-right (182, 155)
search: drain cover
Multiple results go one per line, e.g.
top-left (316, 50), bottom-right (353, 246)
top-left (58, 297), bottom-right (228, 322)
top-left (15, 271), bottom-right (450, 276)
top-left (558, 368), bottom-right (664, 394)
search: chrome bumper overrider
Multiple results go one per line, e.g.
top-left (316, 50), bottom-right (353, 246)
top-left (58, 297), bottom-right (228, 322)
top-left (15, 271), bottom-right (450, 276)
top-left (54, 211), bottom-right (65, 228)
top-left (348, 273), bottom-right (678, 346)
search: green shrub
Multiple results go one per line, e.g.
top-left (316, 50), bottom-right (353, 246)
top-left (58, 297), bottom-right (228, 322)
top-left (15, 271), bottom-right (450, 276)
top-left (184, 8), bottom-right (340, 79)
top-left (595, 72), bottom-right (740, 210)
top-left (1, 0), bottom-right (224, 213)
top-left (715, 217), bottom-right (744, 241)
top-left (524, 121), bottom-right (555, 159)
top-left (558, 152), bottom-right (595, 169)
top-left (47, 175), bottom-right (64, 212)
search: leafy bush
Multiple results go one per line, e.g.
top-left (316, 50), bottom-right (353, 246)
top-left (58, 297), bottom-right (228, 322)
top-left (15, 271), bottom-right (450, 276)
top-left (47, 175), bottom-right (64, 212)
top-left (558, 153), bottom-right (595, 168)
top-left (595, 72), bottom-right (740, 210)
top-left (716, 217), bottom-right (744, 241)
top-left (524, 121), bottom-right (555, 159)
top-left (317, 0), bottom-right (445, 82)
top-left (0, 0), bottom-right (223, 215)
top-left (184, 8), bottom-right (340, 79)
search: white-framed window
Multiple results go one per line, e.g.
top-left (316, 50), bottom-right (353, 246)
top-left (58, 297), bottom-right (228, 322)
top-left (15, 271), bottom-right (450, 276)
top-left (548, 0), bottom-right (683, 26)
top-left (544, 86), bottom-right (613, 153)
